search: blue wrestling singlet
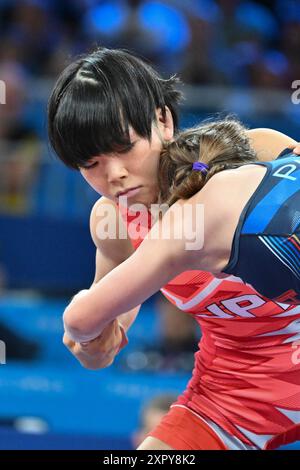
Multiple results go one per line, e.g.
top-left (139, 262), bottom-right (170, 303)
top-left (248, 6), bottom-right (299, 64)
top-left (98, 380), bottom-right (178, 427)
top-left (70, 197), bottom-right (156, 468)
top-left (223, 150), bottom-right (300, 304)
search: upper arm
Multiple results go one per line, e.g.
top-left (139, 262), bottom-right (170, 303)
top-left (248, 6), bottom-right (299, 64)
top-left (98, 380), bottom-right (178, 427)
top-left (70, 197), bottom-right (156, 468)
top-left (89, 197), bottom-right (140, 335)
top-left (90, 197), bottom-right (135, 283)
top-left (246, 128), bottom-right (297, 161)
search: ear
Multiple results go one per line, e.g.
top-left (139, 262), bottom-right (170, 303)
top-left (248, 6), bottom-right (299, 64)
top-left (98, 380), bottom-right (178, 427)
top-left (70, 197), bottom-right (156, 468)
top-left (155, 107), bottom-right (174, 142)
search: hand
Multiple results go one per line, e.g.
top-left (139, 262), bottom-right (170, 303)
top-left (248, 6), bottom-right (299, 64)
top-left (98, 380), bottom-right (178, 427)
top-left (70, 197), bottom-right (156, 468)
top-left (289, 142), bottom-right (300, 155)
top-left (63, 319), bottom-right (127, 370)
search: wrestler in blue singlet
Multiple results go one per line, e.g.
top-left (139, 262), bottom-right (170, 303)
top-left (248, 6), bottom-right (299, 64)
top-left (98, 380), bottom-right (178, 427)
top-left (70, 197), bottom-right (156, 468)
top-left (224, 150), bottom-right (300, 304)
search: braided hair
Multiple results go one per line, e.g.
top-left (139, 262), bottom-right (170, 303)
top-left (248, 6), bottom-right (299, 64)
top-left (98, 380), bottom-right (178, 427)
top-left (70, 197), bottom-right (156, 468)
top-left (158, 118), bottom-right (257, 206)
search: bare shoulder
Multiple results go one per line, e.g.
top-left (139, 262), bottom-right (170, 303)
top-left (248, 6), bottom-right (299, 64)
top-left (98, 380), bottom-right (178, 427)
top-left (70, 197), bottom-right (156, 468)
top-left (192, 169), bottom-right (242, 216)
top-left (168, 166), bottom-right (267, 273)
top-left (190, 164), bottom-right (267, 232)
top-left (197, 164), bottom-right (266, 218)
top-left (188, 166), bottom-right (262, 236)
top-left (90, 196), bottom-right (134, 262)
top-left (198, 165), bottom-right (265, 204)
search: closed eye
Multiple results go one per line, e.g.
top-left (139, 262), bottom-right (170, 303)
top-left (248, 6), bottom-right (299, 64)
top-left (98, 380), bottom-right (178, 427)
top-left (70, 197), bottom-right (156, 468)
top-left (80, 141), bottom-right (136, 169)
top-left (81, 161), bottom-right (98, 170)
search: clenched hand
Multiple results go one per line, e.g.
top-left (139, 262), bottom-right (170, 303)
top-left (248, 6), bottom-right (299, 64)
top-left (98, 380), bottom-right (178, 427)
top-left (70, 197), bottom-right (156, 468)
top-left (63, 318), bottom-right (128, 370)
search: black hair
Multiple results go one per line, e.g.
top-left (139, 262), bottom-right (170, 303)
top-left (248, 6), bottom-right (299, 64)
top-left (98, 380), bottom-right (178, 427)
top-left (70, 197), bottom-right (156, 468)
top-left (48, 47), bottom-right (182, 170)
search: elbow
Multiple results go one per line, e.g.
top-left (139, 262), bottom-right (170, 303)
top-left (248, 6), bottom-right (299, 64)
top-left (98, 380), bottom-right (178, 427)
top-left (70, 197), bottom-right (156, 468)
top-left (63, 303), bottom-right (100, 343)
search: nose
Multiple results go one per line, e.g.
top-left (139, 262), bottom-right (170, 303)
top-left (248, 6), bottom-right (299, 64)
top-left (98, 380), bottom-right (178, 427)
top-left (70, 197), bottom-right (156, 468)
top-left (105, 157), bottom-right (128, 184)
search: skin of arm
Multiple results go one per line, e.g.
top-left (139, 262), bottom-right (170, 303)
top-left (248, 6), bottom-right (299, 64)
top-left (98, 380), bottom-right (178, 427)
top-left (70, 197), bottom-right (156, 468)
top-left (246, 128), bottom-right (297, 161)
top-left (63, 197), bottom-right (141, 368)
top-left (64, 129), bottom-right (300, 344)
top-left (89, 200), bottom-right (141, 336)
top-left (63, 191), bottom-right (219, 343)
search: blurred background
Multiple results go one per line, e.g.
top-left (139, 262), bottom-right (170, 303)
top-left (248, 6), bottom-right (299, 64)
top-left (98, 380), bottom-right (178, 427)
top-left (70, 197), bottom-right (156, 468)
top-left (0, 0), bottom-right (299, 450)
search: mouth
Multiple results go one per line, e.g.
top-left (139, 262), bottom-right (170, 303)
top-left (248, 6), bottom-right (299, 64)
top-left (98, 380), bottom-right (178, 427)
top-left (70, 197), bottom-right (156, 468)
top-left (116, 186), bottom-right (142, 198)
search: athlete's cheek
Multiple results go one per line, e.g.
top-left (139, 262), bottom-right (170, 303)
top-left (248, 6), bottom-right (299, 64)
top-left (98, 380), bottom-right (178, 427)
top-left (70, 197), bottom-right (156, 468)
top-left (80, 172), bottom-right (107, 195)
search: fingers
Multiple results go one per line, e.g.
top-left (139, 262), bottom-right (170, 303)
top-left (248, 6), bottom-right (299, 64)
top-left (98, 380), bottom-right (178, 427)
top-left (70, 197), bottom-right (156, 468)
top-left (287, 143), bottom-right (300, 155)
top-left (62, 333), bottom-right (75, 350)
top-left (293, 145), bottom-right (300, 155)
top-left (79, 320), bottom-right (122, 355)
top-left (62, 319), bottom-right (124, 371)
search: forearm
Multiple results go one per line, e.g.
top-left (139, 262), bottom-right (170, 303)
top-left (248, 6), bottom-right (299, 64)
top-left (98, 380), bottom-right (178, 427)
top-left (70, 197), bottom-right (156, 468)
top-left (118, 305), bottom-right (141, 333)
top-left (66, 290), bottom-right (140, 332)
top-left (63, 238), bottom-right (181, 343)
top-left (114, 305), bottom-right (141, 353)
top-left (64, 295), bottom-right (141, 344)
top-left (246, 128), bottom-right (297, 161)
top-left (63, 269), bottom-right (147, 343)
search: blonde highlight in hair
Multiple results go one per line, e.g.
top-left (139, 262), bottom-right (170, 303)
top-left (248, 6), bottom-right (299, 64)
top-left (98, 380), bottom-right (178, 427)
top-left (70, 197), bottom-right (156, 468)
top-left (158, 118), bottom-right (257, 206)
